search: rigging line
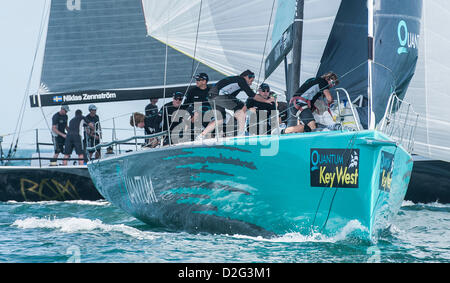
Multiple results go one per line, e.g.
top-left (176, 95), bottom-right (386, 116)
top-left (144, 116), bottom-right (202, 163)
top-left (338, 61), bottom-right (367, 81)
top-left (190, 0), bottom-right (203, 78)
top-left (182, 0), bottom-right (204, 95)
top-left (370, 146), bottom-right (399, 227)
top-left (18, 0), bottom-right (50, 135)
top-left (36, 0), bottom-right (53, 138)
top-left (6, 0), bottom-right (49, 160)
top-left (168, 0), bottom-right (204, 133)
top-left (39, 107), bottom-right (53, 138)
top-left (372, 61), bottom-right (398, 87)
top-left (161, 4), bottom-right (171, 138)
top-left (320, 132), bottom-right (359, 233)
top-left (256, 0), bottom-right (276, 87)
top-left (312, 188), bottom-right (327, 228)
top-left (37, 0), bottom-right (54, 136)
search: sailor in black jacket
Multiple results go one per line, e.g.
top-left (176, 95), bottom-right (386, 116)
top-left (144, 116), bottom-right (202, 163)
top-left (246, 83), bottom-right (277, 135)
top-left (201, 70), bottom-right (256, 139)
top-left (160, 92), bottom-right (194, 145)
top-left (284, 72), bottom-right (339, 134)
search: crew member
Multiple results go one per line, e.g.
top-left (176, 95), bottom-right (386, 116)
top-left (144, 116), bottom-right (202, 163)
top-left (207, 70), bottom-right (257, 137)
top-left (63, 109), bottom-right (86, 166)
top-left (284, 72), bottom-right (339, 134)
top-left (130, 111), bottom-right (161, 148)
top-left (145, 98), bottom-right (159, 118)
top-left (183, 73), bottom-right (214, 140)
top-left (160, 92), bottom-right (194, 145)
top-left (84, 104), bottom-right (102, 159)
top-left (246, 83), bottom-right (277, 135)
top-left (51, 105), bottom-right (69, 165)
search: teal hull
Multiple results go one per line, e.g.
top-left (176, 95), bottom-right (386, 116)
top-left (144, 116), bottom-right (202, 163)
top-left (87, 130), bottom-right (412, 240)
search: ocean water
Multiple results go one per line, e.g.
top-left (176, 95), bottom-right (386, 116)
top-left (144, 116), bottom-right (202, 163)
top-left (0, 199), bottom-right (448, 263)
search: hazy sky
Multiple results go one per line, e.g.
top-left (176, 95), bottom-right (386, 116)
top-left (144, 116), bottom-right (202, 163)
top-left (0, 1), bottom-right (46, 145)
top-left (0, 1), bottom-right (162, 149)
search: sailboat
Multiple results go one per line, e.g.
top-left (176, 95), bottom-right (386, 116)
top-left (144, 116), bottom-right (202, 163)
top-left (1, 0), bottom-right (224, 202)
top-left (87, 0), bottom-right (422, 240)
top-left (401, 0), bottom-right (450, 204)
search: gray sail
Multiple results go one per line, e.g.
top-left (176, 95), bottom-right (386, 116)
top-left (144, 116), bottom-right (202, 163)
top-left (405, 0), bottom-right (450, 162)
top-left (29, 0), bottom-right (224, 108)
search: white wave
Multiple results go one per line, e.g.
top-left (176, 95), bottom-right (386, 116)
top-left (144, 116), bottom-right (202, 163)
top-left (401, 200), bottom-right (416, 207)
top-left (62, 200), bottom-right (110, 206)
top-left (402, 200), bottom-right (450, 208)
top-left (12, 217), bottom-right (156, 240)
top-left (231, 220), bottom-right (368, 243)
top-left (6, 200), bottom-right (110, 206)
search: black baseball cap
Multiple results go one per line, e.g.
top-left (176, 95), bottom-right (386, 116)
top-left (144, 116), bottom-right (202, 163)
top-left (173, 92), bottom-right (184, 99)
top-left (194, 73), bottom-right (209, 82)
top-left (259, 83), bottom-right (270, 92)
top-left (240, 69), bottom-right (255, 78)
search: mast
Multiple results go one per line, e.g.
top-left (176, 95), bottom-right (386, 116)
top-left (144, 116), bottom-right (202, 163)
top-left (286, 0), bottom-right (304, 127)
top-left (367, 0), bottom-right (375, 129)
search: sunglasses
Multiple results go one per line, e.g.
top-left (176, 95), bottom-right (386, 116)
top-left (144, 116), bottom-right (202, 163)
top-left (260, 88), bottom-right (270, 92)
top-left (247, 74), bottom-right (255, 79)
top-left (174, 97), bottom-right (183, 101)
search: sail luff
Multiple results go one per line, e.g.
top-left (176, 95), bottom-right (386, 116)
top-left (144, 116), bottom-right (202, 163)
top-left (367, 0), bottom-right (375, 130)
top-left (422, 1), bottom-right (431, 158)
top-left (400, 0), bottom-right (450, 162)
top-left (36, 0), bottom-right (52, 107)
top-left (287, 0), bottom-right (304, 127)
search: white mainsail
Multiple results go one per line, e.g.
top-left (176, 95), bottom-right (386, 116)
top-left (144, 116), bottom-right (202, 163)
top-left (141, 0), bottom-right (341, 95)
top-left (143, 0), bottom-right (280, 88)
top-left (406, 0), bottom-right (450, 162)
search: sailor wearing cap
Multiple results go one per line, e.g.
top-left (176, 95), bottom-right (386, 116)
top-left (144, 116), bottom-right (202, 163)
top-left (198, 70), bottom-right (256, 140)
top-left (159, 92), bottom-right (194, 145)
top-left (84, 104), bottom-right (102, 159)
top-left (50, 105), bottom-right (70, 165)
top-left (184, 73), bottom-right (214, 139)
top-left (246, 83), bottom-right (277, 135)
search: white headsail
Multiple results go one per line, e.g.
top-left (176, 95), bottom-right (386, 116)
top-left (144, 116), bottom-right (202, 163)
top-left (406, 0), bottom-right (450, 162)
top-left (142, 0), bottom-right (341, 95)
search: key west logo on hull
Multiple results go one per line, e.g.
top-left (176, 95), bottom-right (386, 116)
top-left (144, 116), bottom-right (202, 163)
top-left (379, 151), bottom-right (394, 192)
top-left (310, 149), bottom-right (360, 188)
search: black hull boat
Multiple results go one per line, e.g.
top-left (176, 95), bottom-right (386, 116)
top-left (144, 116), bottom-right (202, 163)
top-left (0, 166), bottom-right (102, 202)
top-left (406, 158), bottom-right (450, 204)
top-left (2, 0), bottom-right (222, 203)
